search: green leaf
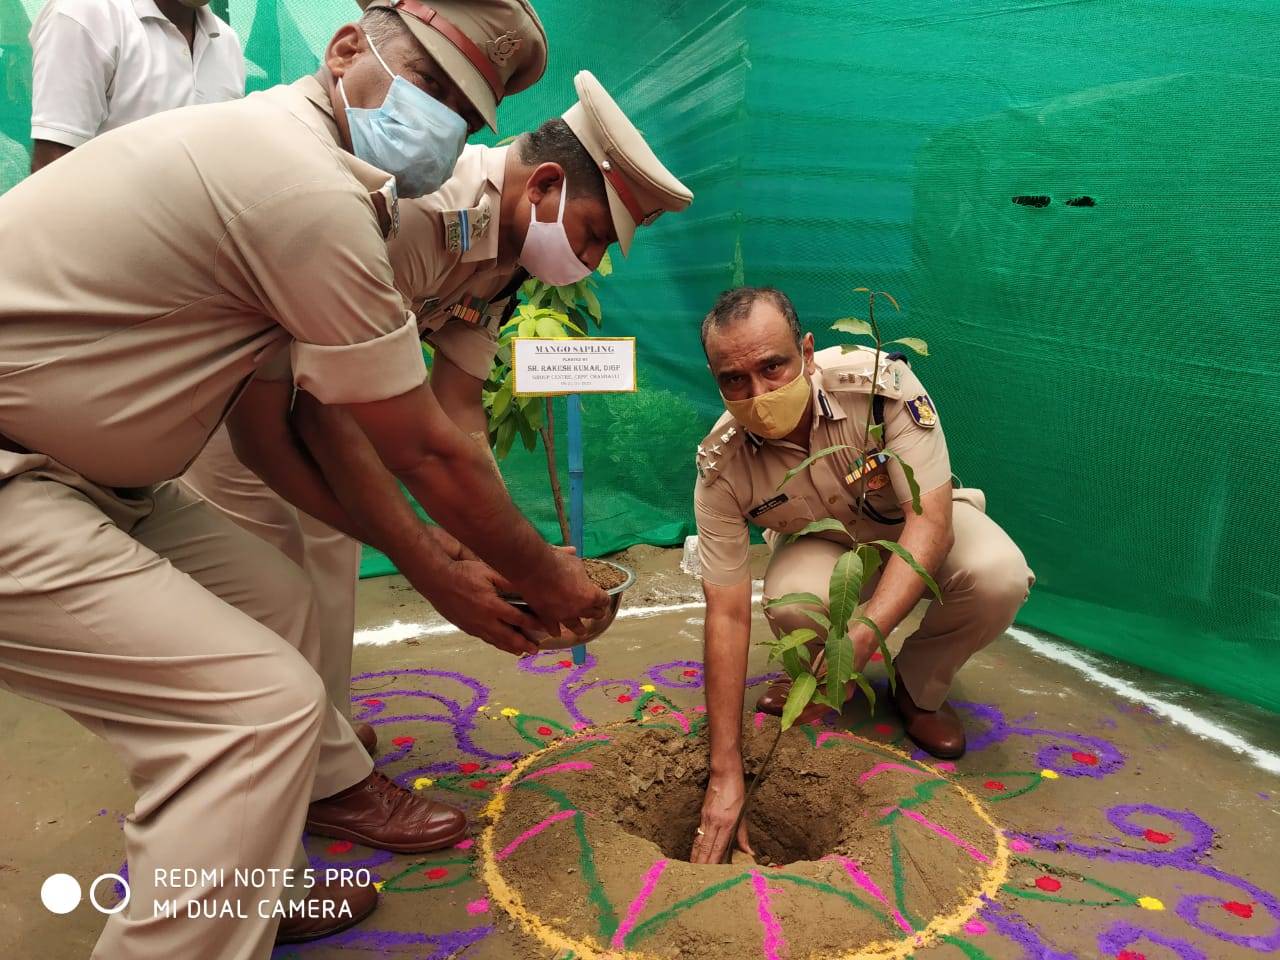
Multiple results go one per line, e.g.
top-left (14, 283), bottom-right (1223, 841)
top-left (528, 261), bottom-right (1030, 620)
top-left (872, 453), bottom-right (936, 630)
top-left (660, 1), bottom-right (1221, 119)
top-left (582, 286), bottom-right (603, 325)
top-left (771, 628), bottom-right (817, 660)
top-left (784, 517), bottom-right (849, 544)
top-left (855, 544), bottom-right (883, 587)
top-left (883, 451), bottom-right (922, 515)
top-left (824, 631), bottom-right (854, 705)
top-left (535, 315), bottom-right (568, 339)
top-left (516, 415), bottom-right (538, 451)
top-left (764, 592), bottom-right (824, 610)
top-left (780, 647), bottom-right (806, 679)
top-left (777, 444), bottom-right (858, 491)
top-left (852, 672), bottom-right (877, 713)
top-left (832, 317), bottom-right (874, 337)
top-left (888, 337), bottom-right (928, 356)
top-left (853, 287), bottom-right (870, 293)
top-left (518, 317), bottom-right (537, 338)
top-left (491, 381), bottom-right (512, 418)
top-left (801, 609), bottom-right (832, 632)
top-left (781, 673), bottom-right (818, 731)
top-left (826, 550), bottom-right (864, 641)
top-left (871, 540), bottom-right (942, 601)
top-left (859, 613), bottom-right (897, 693)
top-left (867, 423), bottom-right (885, 444)
top-left (877, 291), bottom-right (901, 311)
top-left (495, 417), bottom-right (517, 460)
top-left (597, 250), bottom-right (613, 277)
top-left (559, 313), bottom-right (587, 336)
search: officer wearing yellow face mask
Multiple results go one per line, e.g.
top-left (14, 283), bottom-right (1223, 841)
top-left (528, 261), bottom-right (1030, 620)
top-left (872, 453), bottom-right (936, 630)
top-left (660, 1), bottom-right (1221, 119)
top-left (689, 286), bottom-right (1034, 866)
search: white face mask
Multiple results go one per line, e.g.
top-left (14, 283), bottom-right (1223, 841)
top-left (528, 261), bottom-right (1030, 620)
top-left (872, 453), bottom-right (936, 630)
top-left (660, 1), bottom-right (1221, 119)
top-left (518, 182), bottom-right (593, 287)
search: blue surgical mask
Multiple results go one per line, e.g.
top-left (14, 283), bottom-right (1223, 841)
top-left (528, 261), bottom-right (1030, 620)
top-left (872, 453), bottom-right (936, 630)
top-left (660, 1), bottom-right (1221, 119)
top-left (338, 36), bottom-right (467, 199)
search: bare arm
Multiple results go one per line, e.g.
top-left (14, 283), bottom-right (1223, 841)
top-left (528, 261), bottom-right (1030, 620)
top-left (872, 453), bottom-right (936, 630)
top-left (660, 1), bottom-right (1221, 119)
top-left (852, 483), bottom-right (955, 661)
top-left (692, 575), bottom-right (756, 864)
top-left (225, 379), bottom-right (367, 541)
top-left (341, 382), bottom-right (607, 631)
top-left (292, 390), bottom-right (543, 654)
top-left (30, 139), bottom-right (73, 173)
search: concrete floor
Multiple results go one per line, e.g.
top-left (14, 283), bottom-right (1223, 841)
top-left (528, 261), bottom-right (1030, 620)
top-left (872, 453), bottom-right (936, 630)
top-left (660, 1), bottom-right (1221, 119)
top-left (2, 545), bottom-right (1278, 959)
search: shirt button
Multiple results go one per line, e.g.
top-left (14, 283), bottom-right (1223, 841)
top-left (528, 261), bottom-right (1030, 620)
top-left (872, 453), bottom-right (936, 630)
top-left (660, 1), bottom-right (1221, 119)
top-left (828, 496), bottom-right (839, 505)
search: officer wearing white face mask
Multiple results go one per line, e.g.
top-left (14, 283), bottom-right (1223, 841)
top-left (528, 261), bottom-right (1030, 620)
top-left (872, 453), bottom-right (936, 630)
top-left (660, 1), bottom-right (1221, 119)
top-left (184, 70), bottom-right (695, 772)
top-left (0, 1), bottom-right (596, 957)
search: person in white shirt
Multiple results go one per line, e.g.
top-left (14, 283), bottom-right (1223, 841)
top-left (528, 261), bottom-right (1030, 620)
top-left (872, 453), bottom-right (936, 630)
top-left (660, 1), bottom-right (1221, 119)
top-left (29, 0), bottom-right (245, 172)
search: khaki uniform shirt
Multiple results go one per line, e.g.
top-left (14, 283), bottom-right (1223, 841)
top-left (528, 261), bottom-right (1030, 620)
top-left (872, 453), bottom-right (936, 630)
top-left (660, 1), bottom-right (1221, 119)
top-left (0, 75), bottom-right (424, 487)
top-left (694, 347), bottom-right (952, 586)
top-left (389, 143), bottom-right (521, 380)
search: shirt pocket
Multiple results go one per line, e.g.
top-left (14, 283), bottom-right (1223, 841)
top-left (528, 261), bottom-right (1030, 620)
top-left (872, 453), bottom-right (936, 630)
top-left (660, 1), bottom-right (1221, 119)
top-left (753, 498), bottom-right (816, 536)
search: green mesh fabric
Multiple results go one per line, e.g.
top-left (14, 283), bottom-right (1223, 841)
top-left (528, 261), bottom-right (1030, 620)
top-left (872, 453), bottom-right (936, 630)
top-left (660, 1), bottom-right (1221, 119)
top-left (3, 1), bottom-right (1277, 712)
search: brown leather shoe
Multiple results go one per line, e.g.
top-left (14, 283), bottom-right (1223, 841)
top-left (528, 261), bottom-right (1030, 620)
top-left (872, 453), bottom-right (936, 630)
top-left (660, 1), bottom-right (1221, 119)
top-left (354, 721), bottom-right (378, 756)
top-left (891, 677), bottom-right (966, 759)
top-left (275, 879), bottom-right (378, 944)
top-left (755, 680), bottom-right (791, 716)
top-left (306, 771), bottom-right (467, 853)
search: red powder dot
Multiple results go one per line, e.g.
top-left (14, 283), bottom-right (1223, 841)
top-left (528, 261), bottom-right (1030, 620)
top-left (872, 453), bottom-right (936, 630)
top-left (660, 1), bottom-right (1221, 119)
top-left (984, 780), bottom-right (1006, 792)
top-left (1071, 751), bottom-right (1099, 766)
top-left (557, 660), bottom-right (573, 668)
top-left (326, 840), bottom-right (353, 855)
top-left (458, 762), bottom-right (481, 774)
top-left (1143, 829), bottom-right (1173, 844)
top-left (1034, 876), bottom-right (1062, 892)
top-left (392, 736), bottom-right (415, 747)
top-left (537, 726), bottom-right (553, 736)
top-left (1223, 901), bottom-right (1254, 919)
top-left (424, 868), bottom-right (449, 880)
top-left (362, 699), bottom-right (383, 707)
top-left (874, 723), bottom-right (894, 735)
top-left (682, 669), bottom-right (700, 677)
top-left (469, 780), bottom-right (488, 790)
top-left (617, 694), bottom-right (633, 703)
top-left (1117, 951), bottom-right (1147, 960)
top-left (870, 651), bottom-right (884, 662)
top-left (650, 705), bottom-right (665, 714)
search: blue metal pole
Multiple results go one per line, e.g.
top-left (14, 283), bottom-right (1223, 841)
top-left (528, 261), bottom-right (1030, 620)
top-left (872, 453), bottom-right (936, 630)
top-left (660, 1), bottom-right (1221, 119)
top-left (567, 394), bottom-right (587, 665)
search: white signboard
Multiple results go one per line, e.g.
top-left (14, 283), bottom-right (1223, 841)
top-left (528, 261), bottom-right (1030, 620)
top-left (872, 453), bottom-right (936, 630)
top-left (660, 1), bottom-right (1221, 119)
top-left (511, 338), bottom-right (637, 396)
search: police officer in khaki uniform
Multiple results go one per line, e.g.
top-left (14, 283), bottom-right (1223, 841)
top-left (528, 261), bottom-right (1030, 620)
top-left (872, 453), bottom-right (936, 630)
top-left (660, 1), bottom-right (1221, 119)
top-left (185, 70), bottom-right (695, 764)
top-left (0, 1), bottom-right (613, 956)
top-left (688, 287), bottom-right (1034, 865)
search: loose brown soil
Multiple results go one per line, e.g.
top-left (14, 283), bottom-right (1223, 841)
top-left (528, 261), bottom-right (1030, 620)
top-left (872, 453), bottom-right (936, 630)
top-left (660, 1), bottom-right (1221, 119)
top-left (484, 720), bottom-right (1003, 959)
top-left (584, 558), bottom-right (628, 591)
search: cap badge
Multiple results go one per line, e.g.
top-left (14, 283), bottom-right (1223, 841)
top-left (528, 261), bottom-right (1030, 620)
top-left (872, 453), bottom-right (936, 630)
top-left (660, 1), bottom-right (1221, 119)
top-left (487, 31), bottom-right (523, 66)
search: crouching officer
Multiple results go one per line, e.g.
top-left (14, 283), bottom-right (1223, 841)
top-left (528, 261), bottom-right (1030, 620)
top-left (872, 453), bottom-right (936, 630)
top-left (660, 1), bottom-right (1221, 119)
top-left (689, 286), bottom-right (1034, 865)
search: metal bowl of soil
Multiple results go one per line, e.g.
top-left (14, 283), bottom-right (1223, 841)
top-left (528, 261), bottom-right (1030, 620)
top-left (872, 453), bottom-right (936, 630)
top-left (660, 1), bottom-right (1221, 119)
top-left (505, 558), bottom-right (635, 650)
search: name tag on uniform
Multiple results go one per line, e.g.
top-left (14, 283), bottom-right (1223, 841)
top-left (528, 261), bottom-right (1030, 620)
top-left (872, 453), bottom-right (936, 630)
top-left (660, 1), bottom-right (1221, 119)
top-left (748, 494), bottom-right (789, 519)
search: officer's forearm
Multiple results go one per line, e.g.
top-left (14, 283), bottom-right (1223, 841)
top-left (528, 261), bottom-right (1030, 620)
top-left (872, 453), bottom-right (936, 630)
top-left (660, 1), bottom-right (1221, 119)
top-left (226, 381), bottom-right (368, 542)
top-left (860, 502), bottom-right (954, 647)
top-left (345, 383), bottom-right (554, 592)
top-left (292, 391), bottom-right (442, 565)
top-left (703, 578), bottom-right (754, 776)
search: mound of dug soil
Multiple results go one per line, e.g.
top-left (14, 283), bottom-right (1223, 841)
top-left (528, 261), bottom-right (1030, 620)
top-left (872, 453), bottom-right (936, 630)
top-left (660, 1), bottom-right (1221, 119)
top-left (480, 720), bottom-right (1007, 959)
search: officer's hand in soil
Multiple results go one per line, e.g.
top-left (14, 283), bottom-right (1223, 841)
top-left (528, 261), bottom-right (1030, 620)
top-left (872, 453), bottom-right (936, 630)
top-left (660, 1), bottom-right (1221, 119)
top-left (521, 550), bottom-right (609, 638)
top-left (692, 769), bottom-right (755, 865)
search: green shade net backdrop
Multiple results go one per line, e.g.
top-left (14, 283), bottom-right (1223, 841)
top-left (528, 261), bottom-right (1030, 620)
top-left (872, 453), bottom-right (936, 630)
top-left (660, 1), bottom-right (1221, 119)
top-left (3, 1), bottom-right (1277, 712)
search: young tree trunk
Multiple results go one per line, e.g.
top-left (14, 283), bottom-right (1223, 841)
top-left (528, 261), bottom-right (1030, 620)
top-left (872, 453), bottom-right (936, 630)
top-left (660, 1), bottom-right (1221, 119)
top-left (541, 397), bottom-right (572, 545)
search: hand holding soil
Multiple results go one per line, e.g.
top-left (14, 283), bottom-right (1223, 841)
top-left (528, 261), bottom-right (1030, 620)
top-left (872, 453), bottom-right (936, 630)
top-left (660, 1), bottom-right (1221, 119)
top-left (424, 559), bottom-right (544, 656)
top-left (691, 768), bottom-right (755, 864)
top-left (515, 550), bottom-right (611, 637)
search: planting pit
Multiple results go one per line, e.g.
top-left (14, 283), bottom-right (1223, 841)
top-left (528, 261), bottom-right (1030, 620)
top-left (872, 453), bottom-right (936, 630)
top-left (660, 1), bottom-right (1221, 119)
top-left (480, 719), bottom-right (1009, 959)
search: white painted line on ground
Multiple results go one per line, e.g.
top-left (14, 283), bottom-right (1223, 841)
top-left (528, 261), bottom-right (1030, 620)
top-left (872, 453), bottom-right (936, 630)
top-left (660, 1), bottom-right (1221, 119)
top-left (1008, 626), bottom-right (1280, 776)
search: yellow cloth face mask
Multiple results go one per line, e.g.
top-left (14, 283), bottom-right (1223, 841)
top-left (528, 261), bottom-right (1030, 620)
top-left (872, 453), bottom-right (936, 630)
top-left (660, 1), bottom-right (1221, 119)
top-left (722, 368), bottom-right (811, 439)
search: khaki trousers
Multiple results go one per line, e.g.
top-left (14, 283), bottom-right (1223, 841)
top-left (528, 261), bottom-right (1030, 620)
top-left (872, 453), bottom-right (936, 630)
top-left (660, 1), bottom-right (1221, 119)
top-left (181, 426), bottom-right (369, 799)
top-left (0, 459), bottom-right (363, 959)
top-left (762, 494), bottom-right (1034, 710)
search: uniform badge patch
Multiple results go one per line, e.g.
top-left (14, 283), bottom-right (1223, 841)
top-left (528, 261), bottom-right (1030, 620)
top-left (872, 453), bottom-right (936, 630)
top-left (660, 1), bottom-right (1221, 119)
top-left (844, 452), bottom-right (889, 488)
top-left (867, 473), bottom-right (891, 491)
top-left (906, 395), bottom-right (938, 428)
top-left (448, 296), bottom-right (489, 327)
top-left (471, 204), bottom-right (491, 239)
top-left (445, 210), bottom-right (473, 254)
